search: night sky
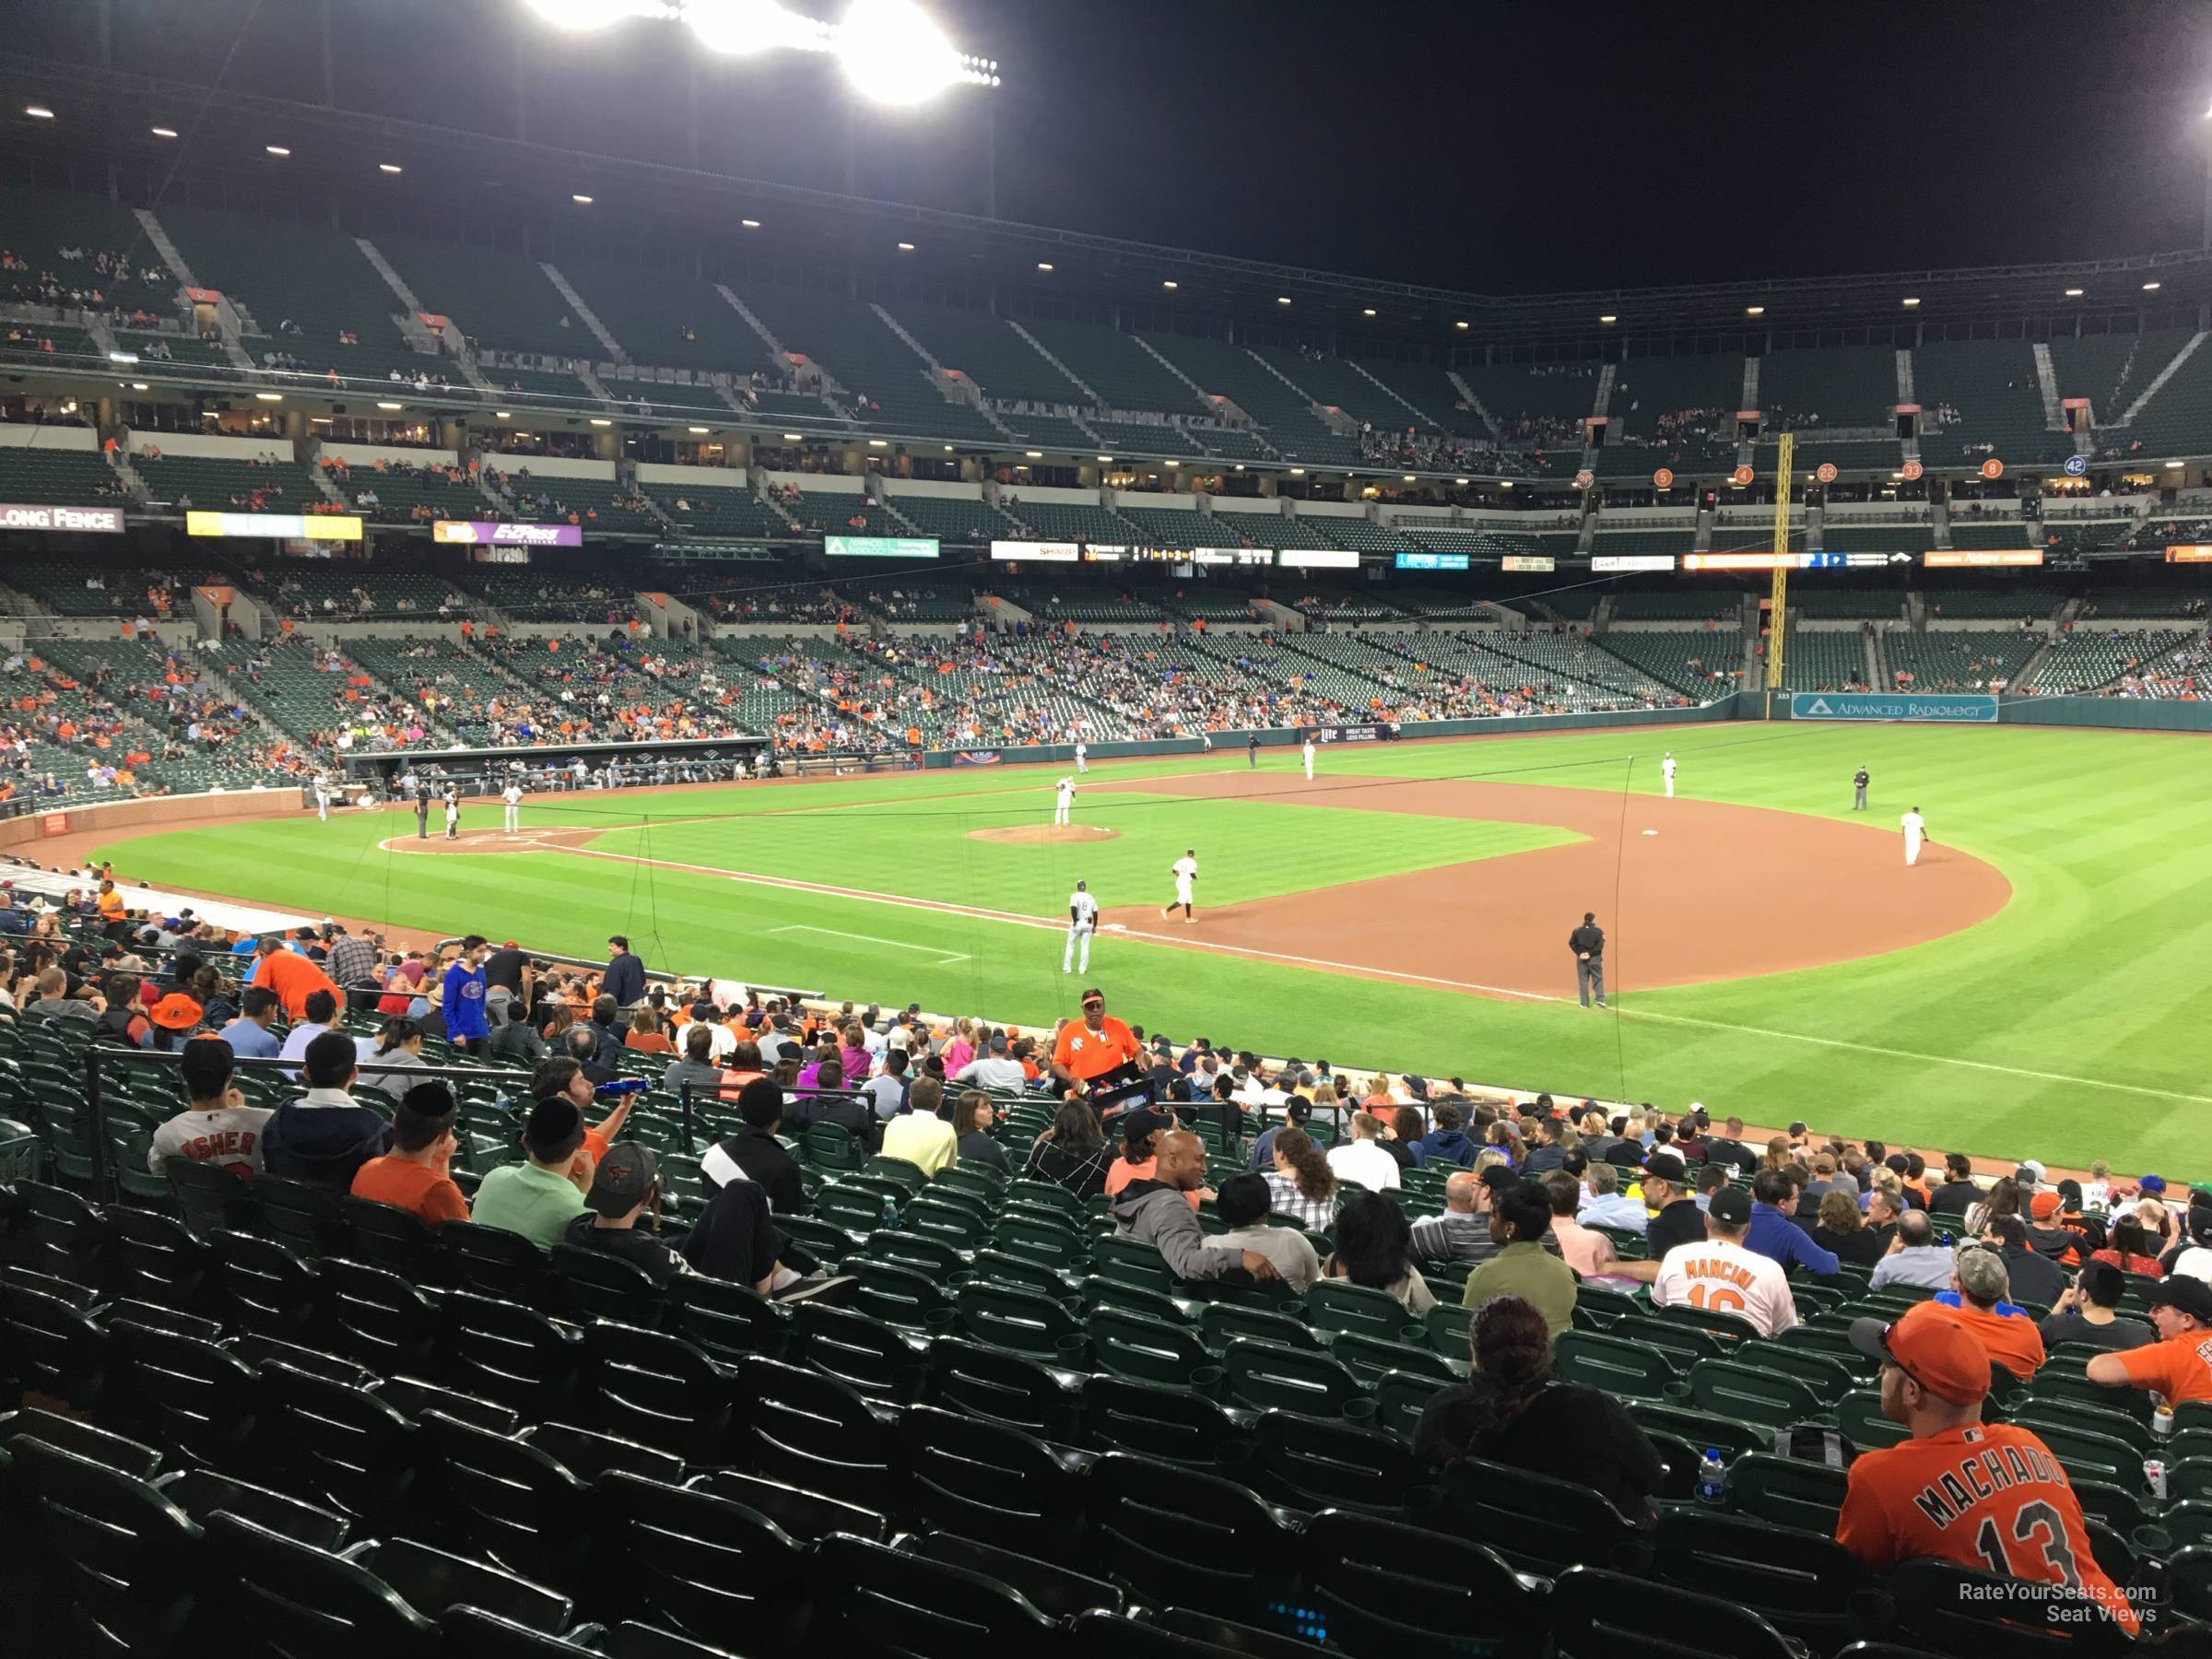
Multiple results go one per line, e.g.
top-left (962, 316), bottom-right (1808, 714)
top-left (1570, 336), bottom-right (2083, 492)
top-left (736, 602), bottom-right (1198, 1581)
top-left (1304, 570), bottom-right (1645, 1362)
top-left (23, 0), bottom-right (2212, 293)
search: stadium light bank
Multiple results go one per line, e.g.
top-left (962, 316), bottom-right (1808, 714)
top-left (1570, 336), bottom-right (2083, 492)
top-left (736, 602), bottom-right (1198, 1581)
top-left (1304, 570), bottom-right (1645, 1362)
top-left (521, 0), bottom-right (1001, 103)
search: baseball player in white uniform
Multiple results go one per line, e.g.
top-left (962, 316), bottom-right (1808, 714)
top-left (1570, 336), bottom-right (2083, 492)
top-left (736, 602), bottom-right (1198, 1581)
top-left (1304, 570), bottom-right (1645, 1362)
top-left (501, 780), bottom-right (524, 832)
top-left (443, 787), bottom-right (461, 841)
top-left (1301, 735), bottom-right (1316, 781)
top-left (1053, 776), bottom-right (1075, 828)
top-left (312, 772), bottom-right (331, 822)
top-left (1901, 806), bottom-right (1926, 866)
top-left (1661, 752), bottom-right (1677, 798)
top-left (1074, 738), bottom-right (1088, 775)
top-left (1064, 879), bottom-right (1098, 973)
top-left (1161, 849), bottom-right (1198, 924)
top-left (1648, 1187), bottom-right (1797, 1335)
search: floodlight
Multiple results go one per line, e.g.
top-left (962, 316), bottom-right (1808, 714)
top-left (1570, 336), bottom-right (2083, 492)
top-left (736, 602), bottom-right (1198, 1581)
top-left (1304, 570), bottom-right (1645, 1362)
top-left (686, 0), bottom-right (826, 55)
top-left (839, 0), bottom-right (961, 104)
top-left (523, 0), bottom-right (657, 32)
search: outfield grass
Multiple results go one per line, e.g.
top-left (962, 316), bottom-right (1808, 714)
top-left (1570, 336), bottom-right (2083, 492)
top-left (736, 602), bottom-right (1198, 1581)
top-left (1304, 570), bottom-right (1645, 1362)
top-left (94, 722), bottom-right (2212, 1171)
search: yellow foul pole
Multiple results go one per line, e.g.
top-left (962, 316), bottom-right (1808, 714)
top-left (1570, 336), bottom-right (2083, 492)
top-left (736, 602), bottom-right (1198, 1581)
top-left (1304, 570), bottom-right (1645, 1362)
top-left (1765, 431), bottom-right (1794, 697)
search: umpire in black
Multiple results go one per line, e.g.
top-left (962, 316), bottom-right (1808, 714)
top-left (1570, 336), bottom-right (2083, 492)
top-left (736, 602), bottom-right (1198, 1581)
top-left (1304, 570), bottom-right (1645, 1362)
top-left (1568, 912), bottom-right (1606, 1009)
top-left (414, 781), bottom-right (431, 839)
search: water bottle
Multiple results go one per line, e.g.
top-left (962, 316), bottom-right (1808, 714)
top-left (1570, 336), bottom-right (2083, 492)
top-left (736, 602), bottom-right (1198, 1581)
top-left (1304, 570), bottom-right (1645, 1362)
top-left (882, 1197), bottom-right (902, 1230)
top-left (1697, 1448), bottom-right (1727, 1505)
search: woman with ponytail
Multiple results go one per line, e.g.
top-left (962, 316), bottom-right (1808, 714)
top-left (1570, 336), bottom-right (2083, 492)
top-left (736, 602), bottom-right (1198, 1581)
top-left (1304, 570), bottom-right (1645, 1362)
top-left (1411, 1294), bottom-right (1665, 1518)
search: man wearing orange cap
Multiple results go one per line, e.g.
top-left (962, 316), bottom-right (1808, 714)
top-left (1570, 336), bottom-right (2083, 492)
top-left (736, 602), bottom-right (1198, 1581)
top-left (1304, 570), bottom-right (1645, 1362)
top-left (1841, 1302), bottom-right (2140, 1636)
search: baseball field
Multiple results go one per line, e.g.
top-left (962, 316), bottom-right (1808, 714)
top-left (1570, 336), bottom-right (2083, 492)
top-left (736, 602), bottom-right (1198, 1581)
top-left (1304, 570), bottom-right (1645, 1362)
top-left (87, 719), bottom-right (2211, 1172)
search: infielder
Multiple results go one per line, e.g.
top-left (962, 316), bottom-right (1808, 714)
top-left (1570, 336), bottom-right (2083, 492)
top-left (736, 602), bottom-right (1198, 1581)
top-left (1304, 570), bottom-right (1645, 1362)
top-left (501, 779), bottom-right (524, 832)
top-left (1053, 775), bottom-right (1075, 828)
top-left (312, 772), bottom-right (331, 822)
top-left (1901, 806), bottom-right (1927, 866)
top-left (1302, 735), bottom-right (1316, 781)
top-left (1161, 848), bottom-right (1198, 923)
top-left (1853, 766), bottom-right (1869, 810)
top-left (1074, 738), bottom-right (1088, 775)
top-left (1661, 751), bottom-right (1677, 798)
top-left (443, 787), bottom-right (461, 841)
top-left (1064, 879), bottom-right (1098, 973)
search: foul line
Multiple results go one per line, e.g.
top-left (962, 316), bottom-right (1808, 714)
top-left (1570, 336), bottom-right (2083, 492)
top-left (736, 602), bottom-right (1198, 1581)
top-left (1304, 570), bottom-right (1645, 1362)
top-left (1607, 1007), bottom-right (2212, 1107)
top-left (767, 924), bottom-right (971, 965)
top-left (538, 841), bottom-right (2206, 1107)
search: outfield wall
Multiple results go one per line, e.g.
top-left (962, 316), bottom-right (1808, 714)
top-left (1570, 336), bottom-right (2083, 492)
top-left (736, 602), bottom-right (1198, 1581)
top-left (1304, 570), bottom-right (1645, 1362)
top-left (1996, 696), bottom-right (2212, 733)
top-left (921, 698), bottom-right (1753, 769)
top-left (0, 788), bottom-right (308, 846)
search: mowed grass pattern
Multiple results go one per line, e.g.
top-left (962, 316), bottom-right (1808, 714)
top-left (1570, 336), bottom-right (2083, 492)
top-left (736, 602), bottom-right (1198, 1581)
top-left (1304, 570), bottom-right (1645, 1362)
top-left (94, 722), bottom-right (2212, 1171)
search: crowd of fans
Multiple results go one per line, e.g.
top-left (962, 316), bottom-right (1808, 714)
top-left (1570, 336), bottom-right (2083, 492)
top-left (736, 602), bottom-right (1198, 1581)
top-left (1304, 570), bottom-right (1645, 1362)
top-left (2, 864), bottom-right (2202, 1644)
top-left (0, 240), bottom-right (170, 314)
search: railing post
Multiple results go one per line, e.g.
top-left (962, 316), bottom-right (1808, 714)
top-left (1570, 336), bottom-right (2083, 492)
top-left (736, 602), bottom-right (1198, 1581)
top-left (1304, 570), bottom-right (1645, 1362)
top-left (84, 1042), bottom-right (116, 1204)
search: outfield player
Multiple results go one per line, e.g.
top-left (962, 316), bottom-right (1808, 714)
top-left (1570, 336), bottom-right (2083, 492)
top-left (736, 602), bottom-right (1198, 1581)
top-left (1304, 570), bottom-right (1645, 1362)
top-left (1853, 765), bottom-right (1870, 810)
top-left (1648, 1187), bottom-right (1795, 1335)
top-left (1901, 806), bottom-right (1926, 866)
top-left (1064, 879), bottom-right (1098, 973)
top-left (1660, 751), bottom-right (1677, 798)
top-left (501, 779), bottom-right (524, 832)
top-left (443, 786), bottom-right (461, 841)
top-left (1841, 1301), bottom-right (2139, 1635)
top-left (1161, 848), bottom-right (1198, 924)
top-left (1053, 775), bottom-right (1075, 828)
top-left (312, 771), bottom-right (331, 823)
top-left (1074, 738), bottom-right (1088, 774)
top-left (1302, 735), bottom-right (1316, 781)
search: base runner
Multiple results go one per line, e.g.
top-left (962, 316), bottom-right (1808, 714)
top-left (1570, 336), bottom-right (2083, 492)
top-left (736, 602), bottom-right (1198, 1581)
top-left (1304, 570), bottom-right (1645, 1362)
top-left (1161, 848), bottom-right (1198, 924)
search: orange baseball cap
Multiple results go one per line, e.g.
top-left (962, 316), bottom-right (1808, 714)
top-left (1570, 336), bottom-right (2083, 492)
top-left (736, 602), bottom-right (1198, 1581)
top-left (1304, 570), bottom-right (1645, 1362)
top-left (1849, 1301), bottom-right (1989, 1406)
top-left (2030, 1190), bottom-right (2062, 1219)
top-left (148, 992), bottom-right (205, 1032)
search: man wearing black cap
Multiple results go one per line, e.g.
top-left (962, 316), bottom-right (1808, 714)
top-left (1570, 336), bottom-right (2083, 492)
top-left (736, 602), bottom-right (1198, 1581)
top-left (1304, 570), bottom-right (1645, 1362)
top-left (1640, 1150), bottom-right (1708, 1258)
top-left (1460, 1173), bottom-right (1578, 1337)
top-left (1649, 1185), bottom-right (1798, 1335)
top-left (1567, 912), bottom-right (1606, 1009)
top-left (2087, 1273), bottom-right (2212, 1404)
top-left (567, 1143), bottom-right (690, 1286)
top-left (1838, 1301), bottom-right (2138, 1637)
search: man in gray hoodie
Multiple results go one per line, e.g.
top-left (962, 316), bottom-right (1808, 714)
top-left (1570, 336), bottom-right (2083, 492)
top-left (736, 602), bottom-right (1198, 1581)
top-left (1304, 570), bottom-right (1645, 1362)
top-left (1110, 1127), bottom-right (1279, 1283)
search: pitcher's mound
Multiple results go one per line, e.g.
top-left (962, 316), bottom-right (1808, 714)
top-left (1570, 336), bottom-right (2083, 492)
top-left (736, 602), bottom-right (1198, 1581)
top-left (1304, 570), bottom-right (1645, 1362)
top-left (966, 824), bottom-right (1121, 845)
